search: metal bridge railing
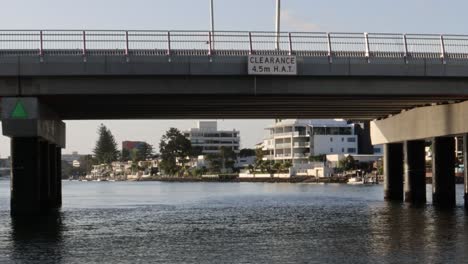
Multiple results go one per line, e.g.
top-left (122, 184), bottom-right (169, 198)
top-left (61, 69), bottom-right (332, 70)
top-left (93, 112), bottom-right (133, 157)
top-left (0, 30), bottom-right (468, 59)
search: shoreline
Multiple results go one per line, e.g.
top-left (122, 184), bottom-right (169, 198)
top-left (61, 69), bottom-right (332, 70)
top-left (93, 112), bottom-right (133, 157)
top-left (138, 176), bottom-right (351, 184)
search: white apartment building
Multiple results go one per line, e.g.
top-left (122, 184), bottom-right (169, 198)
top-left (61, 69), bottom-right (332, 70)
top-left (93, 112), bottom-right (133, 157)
top-left (261, 119), bottom-right (358, 164)
top-left (184, 121), bottom-right (240, 154)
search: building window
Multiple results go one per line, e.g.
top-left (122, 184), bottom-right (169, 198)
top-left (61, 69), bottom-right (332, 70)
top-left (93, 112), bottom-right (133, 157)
top-left (374, 148), bottom-right (382, 154)
top-left (347, 148), bottom-right (356, 153)
top-left (341, 137), bottom-right (344, 142)
top-left (330, 148), bottom-right (334, 153)
top-left (342, 148), bottom-right (344, 153)
top-left (347, 137), bottom-right (356, 143)
top-left (330, 137), bottom-right (333, 142)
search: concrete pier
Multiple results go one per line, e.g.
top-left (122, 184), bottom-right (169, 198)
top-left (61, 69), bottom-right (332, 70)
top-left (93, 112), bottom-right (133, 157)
top-left (384, 143), bottom-right (404, 201)
top-left (10, 138), bottom-right (62, 215)
top-left (39, 140), bottom-right (50, 210)
top-left (464, 134), bottom-right (468, 210)
top-left (2, 98), bottom-right (66, 215)
top-left (432, 137), bottom-right (456, 208)
top-left (10, 138), bottom-right (42, 215)
top-left (55, 147), bottom-right (62, 208)
top-left (48, 143), bottom-right (59, 208)
top-left (404, 140), bottom-right (426, 204)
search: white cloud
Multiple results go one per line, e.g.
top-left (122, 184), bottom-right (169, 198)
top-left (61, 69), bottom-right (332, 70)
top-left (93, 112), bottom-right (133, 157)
top-left (281, 10), bottom-right (321, 32)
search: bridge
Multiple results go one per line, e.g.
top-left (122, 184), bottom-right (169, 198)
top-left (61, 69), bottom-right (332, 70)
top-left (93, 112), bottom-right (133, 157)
top-left (0, 30), bottom-right (467, 214)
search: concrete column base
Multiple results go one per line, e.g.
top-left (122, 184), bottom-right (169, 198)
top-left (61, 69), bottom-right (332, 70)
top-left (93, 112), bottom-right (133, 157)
top-left (404, 140), bottom-right (426, 204)
top-left (384, 143), bottom-right (404, 201)
top-left (10, 138), bottom-right (41, 215)
top-left (432, 137), bottom-right (456, 208)
top-left (11, 137), bottom-right (62, 215)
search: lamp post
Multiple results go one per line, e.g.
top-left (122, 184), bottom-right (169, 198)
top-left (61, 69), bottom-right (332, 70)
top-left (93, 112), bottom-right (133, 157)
top-left (275, 0), bottom-right (281, 50)
top-left (210, 0), bottom-right (215, 49)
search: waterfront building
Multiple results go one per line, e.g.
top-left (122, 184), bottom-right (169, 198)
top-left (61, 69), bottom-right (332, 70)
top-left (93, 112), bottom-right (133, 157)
top-left (183, 121), bottom-right (240, 154)
top-left (121, 140), bottom-right (152, 161)
top-left (122, 141), bottom-right (148, 152)
top-left (260, 119), bottom-right (359, 165)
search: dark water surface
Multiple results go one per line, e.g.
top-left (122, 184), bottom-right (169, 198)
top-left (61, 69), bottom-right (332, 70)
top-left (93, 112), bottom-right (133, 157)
top-left (0, 180), bottom-right (467, 263)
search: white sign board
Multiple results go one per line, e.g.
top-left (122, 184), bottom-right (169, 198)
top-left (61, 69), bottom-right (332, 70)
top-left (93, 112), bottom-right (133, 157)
top-left (248, 55), bottom-right (297, 75)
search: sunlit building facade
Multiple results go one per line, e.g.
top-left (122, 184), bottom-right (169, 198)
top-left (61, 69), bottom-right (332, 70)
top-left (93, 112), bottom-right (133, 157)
top-left (184, 121), bottom-right (240, 154)
top-left (260, 119), bottom-right (359, 164)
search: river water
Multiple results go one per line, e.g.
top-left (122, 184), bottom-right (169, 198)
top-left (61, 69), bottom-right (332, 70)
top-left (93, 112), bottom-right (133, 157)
top-left (0, 180), bottom-right (467, 263)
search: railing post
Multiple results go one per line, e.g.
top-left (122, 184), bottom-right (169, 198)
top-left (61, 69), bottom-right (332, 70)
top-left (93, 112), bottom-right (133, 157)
top-left (364, 32), bottom-right (370, 61)
top-left (208, 31), bottom-right (212, 56)
top-left (288, 32), bottom-right (293, 55)
top-left (440, 35), bottom-right (446, 64)
top-left (82, 31), bottom-right (87, 57)
top-left (327, 33), bottom-right (333, 63)
top-left (125, 31), bottom-right (129, 57)
top-left (403, 34), bottom-right (408, 64)
top-left (39, 30), bottom-right (44, 57)
top-left (167, 31), bottom-right (171, 56)
top-left (249, 32), bottom-right (253, 55)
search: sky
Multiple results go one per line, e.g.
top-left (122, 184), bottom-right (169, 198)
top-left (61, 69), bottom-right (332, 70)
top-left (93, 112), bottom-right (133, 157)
top-left (1, 0), bottom-right (468, 156)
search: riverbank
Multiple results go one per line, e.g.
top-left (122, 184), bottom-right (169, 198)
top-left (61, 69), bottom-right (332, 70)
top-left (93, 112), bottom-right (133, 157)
top-left (136, 176), bottom-right (349, 183)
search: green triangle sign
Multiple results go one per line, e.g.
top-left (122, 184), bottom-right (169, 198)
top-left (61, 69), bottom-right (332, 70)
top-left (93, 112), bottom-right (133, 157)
top-left (11, 100), bottom-right (28, 119)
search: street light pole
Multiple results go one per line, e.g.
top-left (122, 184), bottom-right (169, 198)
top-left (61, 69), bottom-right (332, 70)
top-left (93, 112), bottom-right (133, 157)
top-left (275, 0), bottom-right (281, 50)
top-left (210, 0), bottom-right (215, 49)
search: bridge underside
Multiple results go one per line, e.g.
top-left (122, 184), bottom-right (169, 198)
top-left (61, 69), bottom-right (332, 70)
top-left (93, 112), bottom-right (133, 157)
top-left (1, 75), bottom-right (467, 120)
top-left (38, 94), bottom-right (466, 120)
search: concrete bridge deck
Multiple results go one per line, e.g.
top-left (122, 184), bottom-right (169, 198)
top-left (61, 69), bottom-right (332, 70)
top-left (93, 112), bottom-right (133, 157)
top-left (0, 30), bottom-right (467, 120)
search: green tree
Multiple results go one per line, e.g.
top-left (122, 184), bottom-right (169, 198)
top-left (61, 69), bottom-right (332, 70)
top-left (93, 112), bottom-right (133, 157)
top-left (239, 148), bottom-right (256, 157)
top-left (93, 124), bottom-right (119, 164)
top-left (255, 148), bottom-right (264, 161)
top-left (191, 146), bottom-right (203, 157)
top-left (281, 160), bottom-right (293, 173)
top-left (137, 142), bottom-right (154, 161)
top-left (121, 148), bottom-right (131, 161)
top-left (338, 155), bottom-right (356, 171)
top-left (159, 128), bottom-right (193, 176)
top-left (219, 146), bottom-right (237, 172)
top-left (79, 154), bottom-right (95, 174)
top-left (205, 153), bottom-right (222, 173)
top-left (309, 154), bottom-right (326, 162)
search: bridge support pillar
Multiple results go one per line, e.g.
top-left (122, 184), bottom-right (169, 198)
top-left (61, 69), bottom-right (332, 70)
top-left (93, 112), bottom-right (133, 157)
top-left (10, 138), bottom-right (42, 215)
top-left (1, 97), bottom-right (65, 215)
top-left (384, 143), bottom-right (404, 201)
top-left (432, 137), bottom-right (456, 208)
top-left (39, 140), bottom-right (50, 210)
top-left (56, 147), bottom-right (62, 208)
top-left (463, 134), bottom-right (468, 210)
top-left (404, 140), bottom-right (426, 204)
top-left (48, 143), bottom-right (60, 208)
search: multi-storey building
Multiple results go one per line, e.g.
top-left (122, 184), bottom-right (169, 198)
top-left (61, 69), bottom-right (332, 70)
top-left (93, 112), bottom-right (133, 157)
top-left (184, 121), bottom-right (240, 154)
top-left (261, 119), bottom-right (359, 164)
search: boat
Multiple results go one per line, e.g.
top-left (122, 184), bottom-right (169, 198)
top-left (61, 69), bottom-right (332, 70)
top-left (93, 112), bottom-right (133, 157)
top-left (347, 176), bottom-right (364, 184)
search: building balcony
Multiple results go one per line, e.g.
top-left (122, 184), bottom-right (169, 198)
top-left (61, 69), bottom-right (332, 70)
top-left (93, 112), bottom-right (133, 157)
top-left (292, 153), bottom-right (311, 158)
top-left (275, 154), bottom-right (292, 158)
top-left (275, 143), bottom-right (292, 149)
top-left (293, 142), bottom-right (310, 148)
top-left (272, 132), bottom-right (309, 137)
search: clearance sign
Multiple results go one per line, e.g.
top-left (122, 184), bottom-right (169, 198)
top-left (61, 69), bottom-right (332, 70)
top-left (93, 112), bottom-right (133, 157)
top-left (248, 55), bottom-right (297, 75)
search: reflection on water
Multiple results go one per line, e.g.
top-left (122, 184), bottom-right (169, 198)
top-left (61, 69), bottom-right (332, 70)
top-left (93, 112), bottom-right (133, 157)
top-left (0, 181), bottom-right (466, 263)
top-left (10, 213), bottom-right (64, 263)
